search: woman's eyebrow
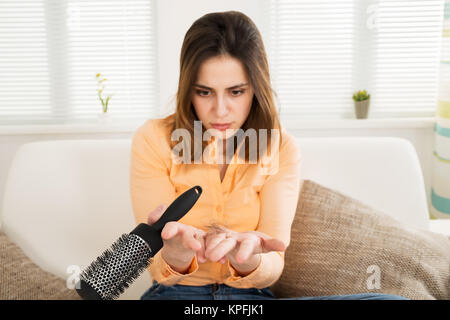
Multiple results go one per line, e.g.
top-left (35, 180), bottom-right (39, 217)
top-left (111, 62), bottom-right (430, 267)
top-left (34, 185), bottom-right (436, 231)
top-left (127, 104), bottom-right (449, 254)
top-left (193, 83), bottom-right (248, 90)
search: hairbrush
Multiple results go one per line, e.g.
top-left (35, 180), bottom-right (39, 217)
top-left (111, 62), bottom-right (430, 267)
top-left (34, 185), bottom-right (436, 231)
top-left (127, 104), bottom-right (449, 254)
top-left (75, 185), bottom-right (202, 300)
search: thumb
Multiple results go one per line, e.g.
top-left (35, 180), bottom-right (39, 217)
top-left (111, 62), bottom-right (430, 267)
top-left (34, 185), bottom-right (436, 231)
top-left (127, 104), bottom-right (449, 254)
top-left (161, 222), bottom-right (180, 240)
top-left (147, 204), bottom-right (167, 226)
top-left (261, 237), bottom-right (287, 253)
top-left (251, 231), bottom-right (287, 253)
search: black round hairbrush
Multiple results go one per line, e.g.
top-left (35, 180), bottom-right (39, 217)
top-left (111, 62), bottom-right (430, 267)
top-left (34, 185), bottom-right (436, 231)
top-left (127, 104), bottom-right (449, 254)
top-left (75, 185), bottom-right (202, 300)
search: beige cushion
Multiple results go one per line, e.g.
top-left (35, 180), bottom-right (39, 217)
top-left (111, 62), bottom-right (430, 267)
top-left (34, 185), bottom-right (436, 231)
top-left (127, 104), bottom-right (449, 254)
top-left (0, 231), bottom-right (80, 300)
top-left (271, 180), bottom-right (450, 300)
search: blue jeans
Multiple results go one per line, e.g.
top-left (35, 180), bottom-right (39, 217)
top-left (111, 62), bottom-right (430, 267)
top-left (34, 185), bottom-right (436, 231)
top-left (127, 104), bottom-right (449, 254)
top-left (140, 281), bottom-right (409, 300)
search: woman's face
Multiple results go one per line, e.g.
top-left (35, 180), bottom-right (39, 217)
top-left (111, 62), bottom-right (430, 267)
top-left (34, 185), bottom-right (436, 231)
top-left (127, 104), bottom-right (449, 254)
top-left (192, 55), bottom-right (254, 140)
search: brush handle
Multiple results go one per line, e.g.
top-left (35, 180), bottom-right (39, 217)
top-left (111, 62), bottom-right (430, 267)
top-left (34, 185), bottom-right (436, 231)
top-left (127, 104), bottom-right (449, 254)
top-left (130, 185), bottom-right (202, 255)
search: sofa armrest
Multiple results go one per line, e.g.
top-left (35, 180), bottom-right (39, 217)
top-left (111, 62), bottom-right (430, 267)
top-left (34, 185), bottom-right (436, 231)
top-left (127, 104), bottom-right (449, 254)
top-left (429, 219), bottom-right (450, 236)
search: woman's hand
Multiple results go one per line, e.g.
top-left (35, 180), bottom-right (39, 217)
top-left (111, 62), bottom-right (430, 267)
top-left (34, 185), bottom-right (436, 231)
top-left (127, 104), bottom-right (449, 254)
top-left (160, 221), bottom-right (207, 274)
top-left (204, 225), bottom-right (287, 276)
top-left (147, 204), bottom-right (207, 274)
top-left (146, 205), bottom-right (286, 276)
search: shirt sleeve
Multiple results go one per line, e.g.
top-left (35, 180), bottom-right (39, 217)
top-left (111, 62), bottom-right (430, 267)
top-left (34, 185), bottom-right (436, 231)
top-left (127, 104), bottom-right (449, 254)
top-left (223, 131), bottom-right (302, 289)
top-left (130, 120), bottom-right (198, 285)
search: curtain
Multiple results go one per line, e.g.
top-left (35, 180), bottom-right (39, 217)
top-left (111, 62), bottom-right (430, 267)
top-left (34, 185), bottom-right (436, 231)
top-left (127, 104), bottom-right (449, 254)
top-left (431, 0), bottom-right (450, 219)
top-left (0, 0), bottom-right (158, 125)
top-left (267, 0), bottom-right (443, 120)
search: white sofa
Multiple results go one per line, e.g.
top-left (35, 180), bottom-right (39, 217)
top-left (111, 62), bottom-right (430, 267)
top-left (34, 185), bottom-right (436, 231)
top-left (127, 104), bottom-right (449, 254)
top-left (1, 137), bottom-right (449, 300)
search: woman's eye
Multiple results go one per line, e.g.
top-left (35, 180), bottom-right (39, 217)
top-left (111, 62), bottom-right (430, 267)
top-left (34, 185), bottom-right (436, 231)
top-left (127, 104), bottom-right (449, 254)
top-left (196, 90), bottom-right (210, 97)
top-left (195, 89), bottom-right (245, 97)
top-left (231, 90), bottom-right (244, 96)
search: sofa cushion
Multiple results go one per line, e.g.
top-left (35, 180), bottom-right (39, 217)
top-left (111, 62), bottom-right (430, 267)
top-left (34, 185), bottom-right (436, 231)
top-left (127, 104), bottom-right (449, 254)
top-left (271, 180), bottom-right (450, 300)
top-left (0, 231), bottom-right (80, 300)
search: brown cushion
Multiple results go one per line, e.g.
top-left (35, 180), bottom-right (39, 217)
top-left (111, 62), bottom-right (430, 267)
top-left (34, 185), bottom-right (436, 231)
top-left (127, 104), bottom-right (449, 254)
top-left (0, 231), bottom-right (80, 300)
top-left (271, 180), bottom-right (450, 300)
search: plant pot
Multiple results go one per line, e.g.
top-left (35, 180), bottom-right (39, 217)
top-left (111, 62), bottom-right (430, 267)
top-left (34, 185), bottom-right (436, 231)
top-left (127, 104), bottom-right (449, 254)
top-left (354, 99), bottom-right (370, 119)
top-left (98, 112), bottom-right (112, 123)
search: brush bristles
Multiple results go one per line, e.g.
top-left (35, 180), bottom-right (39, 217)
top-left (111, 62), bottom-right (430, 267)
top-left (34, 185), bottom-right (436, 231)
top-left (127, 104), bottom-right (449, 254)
top-left (79, 233), bottom-right (153, 300)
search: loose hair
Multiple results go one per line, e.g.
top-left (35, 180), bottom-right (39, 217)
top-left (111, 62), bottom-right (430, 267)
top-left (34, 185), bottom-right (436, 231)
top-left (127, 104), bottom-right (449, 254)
top-left (169, 10), bottom-right (282, 164)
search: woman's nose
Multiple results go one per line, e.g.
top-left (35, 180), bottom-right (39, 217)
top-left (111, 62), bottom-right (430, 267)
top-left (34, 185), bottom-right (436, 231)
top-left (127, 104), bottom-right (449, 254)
top-left (214, 96), bottom-right (229, 117)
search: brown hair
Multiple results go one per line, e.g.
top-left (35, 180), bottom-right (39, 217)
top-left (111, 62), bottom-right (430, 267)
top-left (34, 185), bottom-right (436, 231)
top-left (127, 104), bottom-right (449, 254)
top-left (170, 10), bottom-right (282, 163)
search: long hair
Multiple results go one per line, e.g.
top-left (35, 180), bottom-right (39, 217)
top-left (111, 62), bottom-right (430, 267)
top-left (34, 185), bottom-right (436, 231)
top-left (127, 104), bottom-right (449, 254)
top-left (170, 10), bottom-right (282, 164)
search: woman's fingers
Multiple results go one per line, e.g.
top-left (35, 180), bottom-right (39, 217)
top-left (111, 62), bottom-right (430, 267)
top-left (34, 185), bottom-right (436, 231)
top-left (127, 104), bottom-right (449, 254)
top-left (147, 204), bottom-right (167, 225)
top-left (235, 238), bottom-right (257, 264)
top-left (161, 223), bottom-right (286, 265)
top-left (160, 222), bottom-right (209, 272)
top-left (230, 232), bottom-right (286, 263)
top-left (260, 237), bottom-right (287, 253)
top-left (183, 233), bottom-right (201, 251)
top-left (196, 233), bottom-right (207, 263)
top-left (182, 227), bottom-right (206, 252)
top-left (207, 237), bottom-right (237, 262)
top-left (161, 221), bottom-right (180, 240)
top-left (205, 232), bottom-right (227, 254)
top-left (246, 231), bottom-right (287, 253)
top-left (205, 227), bottom-right (236, 262)
top-left (163, 222), bottom-right (207, 254)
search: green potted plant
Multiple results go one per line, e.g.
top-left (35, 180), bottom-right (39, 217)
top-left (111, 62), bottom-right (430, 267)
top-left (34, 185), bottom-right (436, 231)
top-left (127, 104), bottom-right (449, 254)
top-left (352, 89), bottom-right (371, 119)
top-left (96, 73), bottom-right (114, 122)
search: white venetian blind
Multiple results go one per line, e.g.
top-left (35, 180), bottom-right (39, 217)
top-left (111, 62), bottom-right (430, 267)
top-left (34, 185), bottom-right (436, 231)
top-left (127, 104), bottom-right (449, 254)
top-left (0, 0), bottom-right (158, 125)
top-left (267, 0), bottom-right (444, 120)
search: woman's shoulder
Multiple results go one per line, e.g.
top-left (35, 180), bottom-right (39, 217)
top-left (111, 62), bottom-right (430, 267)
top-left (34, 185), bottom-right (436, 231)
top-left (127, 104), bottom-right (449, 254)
top-left (132, 114), bottom-right (176, 163)
top-left (279, 127), bottom-right (299, 153)
top-left (136, 113), bottom-right (175, 137)
top-left (277, 127), bottom-right (301, 164)
top-left (133, 113), bottom-right (175, 147)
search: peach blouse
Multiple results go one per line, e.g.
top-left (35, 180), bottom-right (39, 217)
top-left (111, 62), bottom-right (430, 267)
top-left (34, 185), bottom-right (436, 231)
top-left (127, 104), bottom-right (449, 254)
top-left (130, 113), bottom-right (301, 289)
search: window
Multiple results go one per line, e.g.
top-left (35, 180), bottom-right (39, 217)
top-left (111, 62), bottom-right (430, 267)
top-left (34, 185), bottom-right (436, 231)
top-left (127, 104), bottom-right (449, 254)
top-left (0, 0), bottom-right (158, 125)
top-left (267, 0), bottom-right (444, 120)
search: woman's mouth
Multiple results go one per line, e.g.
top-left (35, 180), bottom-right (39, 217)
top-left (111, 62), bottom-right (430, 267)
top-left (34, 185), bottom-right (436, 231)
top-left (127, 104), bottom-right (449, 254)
top-left (211, 123), bottom-right (231, 131)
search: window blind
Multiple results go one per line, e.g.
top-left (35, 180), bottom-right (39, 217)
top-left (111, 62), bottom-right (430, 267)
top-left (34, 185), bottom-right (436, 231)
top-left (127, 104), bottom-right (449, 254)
top-left (267, 0), bottom-right (444, 120)
top-left (0, 0), bottom-right (158, 125)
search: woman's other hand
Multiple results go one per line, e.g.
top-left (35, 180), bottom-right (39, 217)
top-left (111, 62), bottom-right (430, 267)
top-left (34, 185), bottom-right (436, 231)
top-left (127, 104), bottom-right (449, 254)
top-left (204, 225), bottom-right (286, 276)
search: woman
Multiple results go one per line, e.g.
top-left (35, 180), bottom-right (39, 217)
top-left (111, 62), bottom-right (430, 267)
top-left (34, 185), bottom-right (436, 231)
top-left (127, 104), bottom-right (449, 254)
top-left (130, 10), bottom-right (407, 300)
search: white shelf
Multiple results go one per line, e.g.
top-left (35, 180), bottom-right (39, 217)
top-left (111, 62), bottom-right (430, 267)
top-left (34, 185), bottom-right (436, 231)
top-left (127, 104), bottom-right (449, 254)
top-left (0, 117), bottom-right (436, 135)
top-left (0, 121), bottom-right (144, 135)
top-left (281, 117), bottom-right (436, 130)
